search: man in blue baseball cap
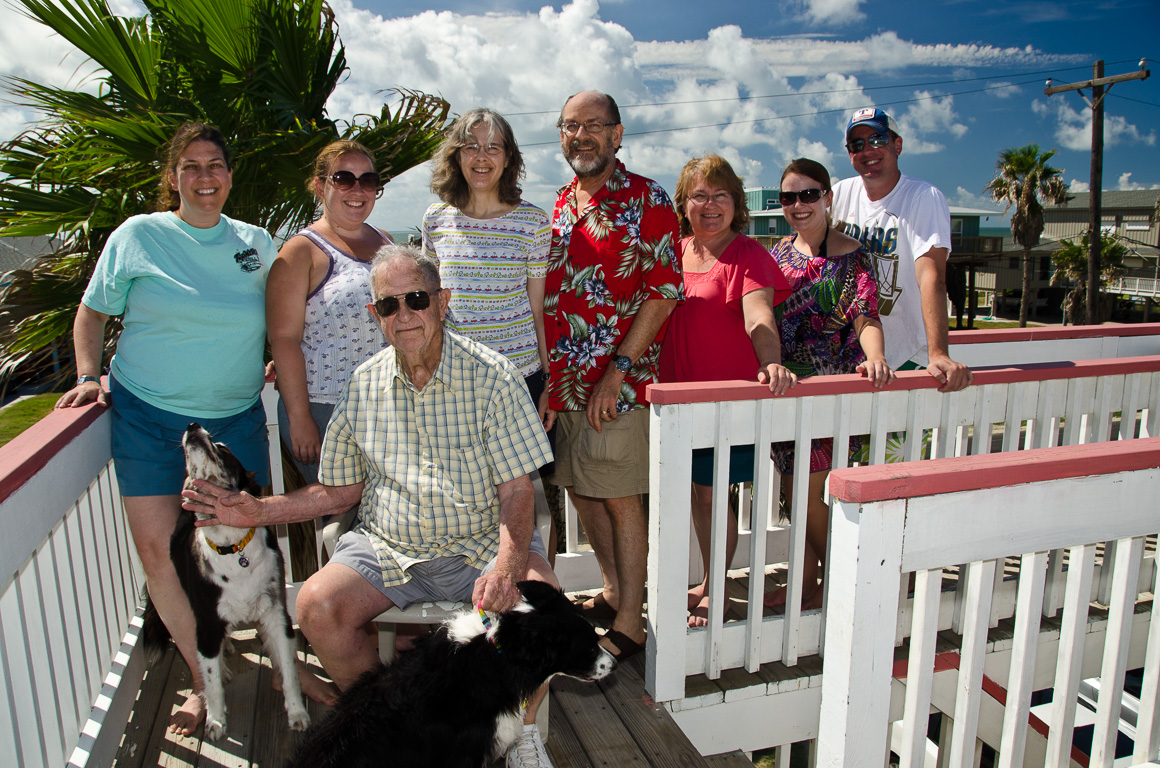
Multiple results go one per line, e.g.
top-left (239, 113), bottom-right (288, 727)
top-left (830, 107), bottom-right (972, 392)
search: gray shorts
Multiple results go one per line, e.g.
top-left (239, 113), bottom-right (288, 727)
top-left (330, 528), bottom-right (550, 609)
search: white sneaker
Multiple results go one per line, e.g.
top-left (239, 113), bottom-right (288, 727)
top-left (506, 723), bottom-right (554, 768)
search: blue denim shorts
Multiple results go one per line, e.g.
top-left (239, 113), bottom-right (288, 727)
top-left (691, 444), bottom-right (756, 486)
top-left (110, 374), bottom-right (271, 496)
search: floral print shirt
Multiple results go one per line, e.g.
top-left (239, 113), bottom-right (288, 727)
top-left (544, 162), bottom-right (683, 411)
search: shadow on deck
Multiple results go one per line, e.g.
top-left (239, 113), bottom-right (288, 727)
top-left (111, 627), bottom-right (755, 768)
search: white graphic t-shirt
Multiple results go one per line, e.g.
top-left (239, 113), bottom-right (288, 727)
top-left (831, 173), bottom-right (952, 368)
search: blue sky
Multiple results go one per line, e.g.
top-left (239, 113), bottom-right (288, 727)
top-left (1, 0), bottom-right (1157, 233)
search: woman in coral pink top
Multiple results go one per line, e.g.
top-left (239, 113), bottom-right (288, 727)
top-left (658, 155), bottom-right (794, 627)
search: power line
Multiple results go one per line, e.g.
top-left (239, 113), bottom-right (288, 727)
top-left (506, 60), bottom-right (1144, 117)
top-left (521, 77), bottom-right (1045, 146)
top-left (1108, 92), bottom-right (1160, 109)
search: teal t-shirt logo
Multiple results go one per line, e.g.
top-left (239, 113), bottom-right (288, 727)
top-left (234, 248), bottom-right (262, 273)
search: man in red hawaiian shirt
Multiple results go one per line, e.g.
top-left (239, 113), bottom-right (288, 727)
top-left (541, 90), bottom-right (683, 663)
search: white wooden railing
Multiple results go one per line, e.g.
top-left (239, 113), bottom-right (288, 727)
top-left (818, 438), bottom-right (1160, 768)
top-left (0, 405), bottom-right (142, 768)
top-left (644, 352), bottom-right (1160, 710)
top-left (1109, 278), bottom-right (1160, 299)
top-left (4, 324), bottom-right (1159, 765)
top-left (948, 323), bottom-right (1160, 368)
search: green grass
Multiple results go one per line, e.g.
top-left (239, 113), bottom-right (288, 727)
top-left (951, 319), bottom-right (1024, 330)
top-left (0, 393), bottom-right (62, 449)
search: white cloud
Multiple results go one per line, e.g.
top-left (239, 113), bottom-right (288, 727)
top-left (1117, 172), bottom-right (1160, 191)
top-left (0, 0), bottom-right (1094, 233)
top-left (789, 0), bottom-right (867, 27)
top-left (1031, 99), bottom-right (1157, 152)
top-left (1069, 179), bottom-right (1090, 192)
top-left (950, 186), bottom-right (1003, 213)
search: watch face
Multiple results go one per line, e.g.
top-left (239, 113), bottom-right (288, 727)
top-left (615, 355), bottom-right (631, 372)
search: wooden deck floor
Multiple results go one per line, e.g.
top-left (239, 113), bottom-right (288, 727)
top-left (110, 628), bottom-right (755, 768)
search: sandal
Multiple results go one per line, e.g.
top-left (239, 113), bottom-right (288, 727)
top-left (600, 629), bottom-right (645, 662)
top-left (574, 592), bottom-right (617, 622)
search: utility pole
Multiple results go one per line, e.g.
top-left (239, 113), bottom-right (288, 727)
top-left (1045, 59), bottom-right (1149, 324)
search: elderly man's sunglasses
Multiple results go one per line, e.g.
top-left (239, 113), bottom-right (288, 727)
top-left (373, 290), bottom-right (431, 317)
top-left (778, 188), bottom-right (824, 206)
top-left (845, 133), bottom-right (893, 154)
top-left (329, 170), bottom-right (384, 198)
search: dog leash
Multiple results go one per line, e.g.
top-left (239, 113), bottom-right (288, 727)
top-left (476, 601), bottom-right (500, 653)
top-left (210, 527), bottom-right (256, 567)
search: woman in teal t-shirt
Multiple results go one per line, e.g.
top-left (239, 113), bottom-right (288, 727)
top-left (56, 123), bottom-right (335, 733)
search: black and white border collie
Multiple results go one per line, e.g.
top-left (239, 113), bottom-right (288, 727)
top-left (289, 580), bottom-right (615, 768)
top-left (142, 423), bottom-right (308, 739)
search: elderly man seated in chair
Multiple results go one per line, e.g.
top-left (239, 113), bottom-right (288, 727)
top-left (183, 244), bottom-right (559, 768)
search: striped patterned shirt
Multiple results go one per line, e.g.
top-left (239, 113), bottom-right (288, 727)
top-left (319, 329), bottom-right (553, 587)
top-left (422, 201), bottom-right (550, 377)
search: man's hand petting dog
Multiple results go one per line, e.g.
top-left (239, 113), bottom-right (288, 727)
top-left (472, 569), bottom-right (523, 614)
top-left (182, 478), bottom-right (262, 528)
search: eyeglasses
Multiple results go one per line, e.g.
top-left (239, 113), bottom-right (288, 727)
top-left (778, 189), bottom-right (825, 206)
top-left (460, 143), bottom-right (505, 156)
top-left (372, 290), bottom-right (431, 317)
top-left (845, 133), bottom-right (893, 154)
top-left (688, 192), bottom-right (733, 206)
top-left (557, 120), bottom-right (617, 136)
top-left (328, 170), bottom-right (384, 198)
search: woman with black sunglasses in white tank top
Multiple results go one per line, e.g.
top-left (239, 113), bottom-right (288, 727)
top-left (267, 141), bottom-right (393, 484)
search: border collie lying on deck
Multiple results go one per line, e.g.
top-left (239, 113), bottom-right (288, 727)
top-left (142, 423), bottom-right (308, 740)
top-left (289, 580), bottom-right (615, 768)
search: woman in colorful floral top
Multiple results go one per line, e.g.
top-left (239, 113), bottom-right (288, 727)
top-left (769, 157), bottom-right (894, 610)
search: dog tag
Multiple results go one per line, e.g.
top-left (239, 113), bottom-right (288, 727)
top-left (238, 554), bottom-right (249, 568)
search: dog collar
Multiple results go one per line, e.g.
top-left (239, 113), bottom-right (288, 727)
top-left (476, 601), bottom-right (500, 652)
top-left (211, 527), bottom-right (256, 567)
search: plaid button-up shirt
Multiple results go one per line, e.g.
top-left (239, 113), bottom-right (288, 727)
top-left (320, 329), bottom-right (553, 587)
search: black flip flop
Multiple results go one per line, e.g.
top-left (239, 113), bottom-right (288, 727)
top-left (574, 592), bottom-right (617, 622)
top-left (600, 629), bottom-right (644, 662)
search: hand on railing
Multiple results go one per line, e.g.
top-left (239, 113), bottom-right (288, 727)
top-left (855, 358), bottom-right (895, 389)
top-left (925, 353), bottom-right (973, 393)
top-left (757, 362), bottom-right (798, 396)
top-left (55, 380), bottom-right (108, 409)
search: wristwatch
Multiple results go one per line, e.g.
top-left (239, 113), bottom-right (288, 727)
top-left (613, 355), bottom-right (632, 373)
top-left (76, 375), bottom-right (100, 386)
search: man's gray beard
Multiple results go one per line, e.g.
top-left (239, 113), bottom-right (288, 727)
top-left (566, 149), bottom-right (613, 179)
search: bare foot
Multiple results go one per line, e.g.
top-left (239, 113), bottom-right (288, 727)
top-left (687, 594), bottom-right (728, 628)
top-left (800, 582), bottom-right (824, 611)
top-left (297, 662), bottom-right (339, 706)
top-left (274, 660), bottom-right (340, 706)
top-left (168, 692), bottom-right (206, 736)
top-left (763, 582), bottom-right (823, 611)
top-left (687, 582), bottom-right (706, 612)
top-left (763, 585), bottom-right (788, 610)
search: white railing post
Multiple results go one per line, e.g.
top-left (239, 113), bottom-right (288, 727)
top-left (647, 401), bottom-right (695, 702)
top-left (816, 497), bottom-right (905, 768)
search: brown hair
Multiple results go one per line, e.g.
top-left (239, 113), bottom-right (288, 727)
top-left (429, 108), bottom-right (523, 208)
top-left (307, 139), bottom-right (378, 197)
top-left (780, 157), bottom-right (832, 192)
top-left (673, 155), bottom-right (749, 237)
top-left (157, 123), bottom-right (231, 212)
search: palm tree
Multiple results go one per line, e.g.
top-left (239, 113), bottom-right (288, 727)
top-left (0, 0), bottom-right (450, 392)
top-left (984, 144), bottom-right (1068, 327)
top-left (1050, 232), bottom-right (1127, 325)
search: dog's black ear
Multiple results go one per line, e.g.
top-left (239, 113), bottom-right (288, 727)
top-left (516, 580), bottom-right (563, 608)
